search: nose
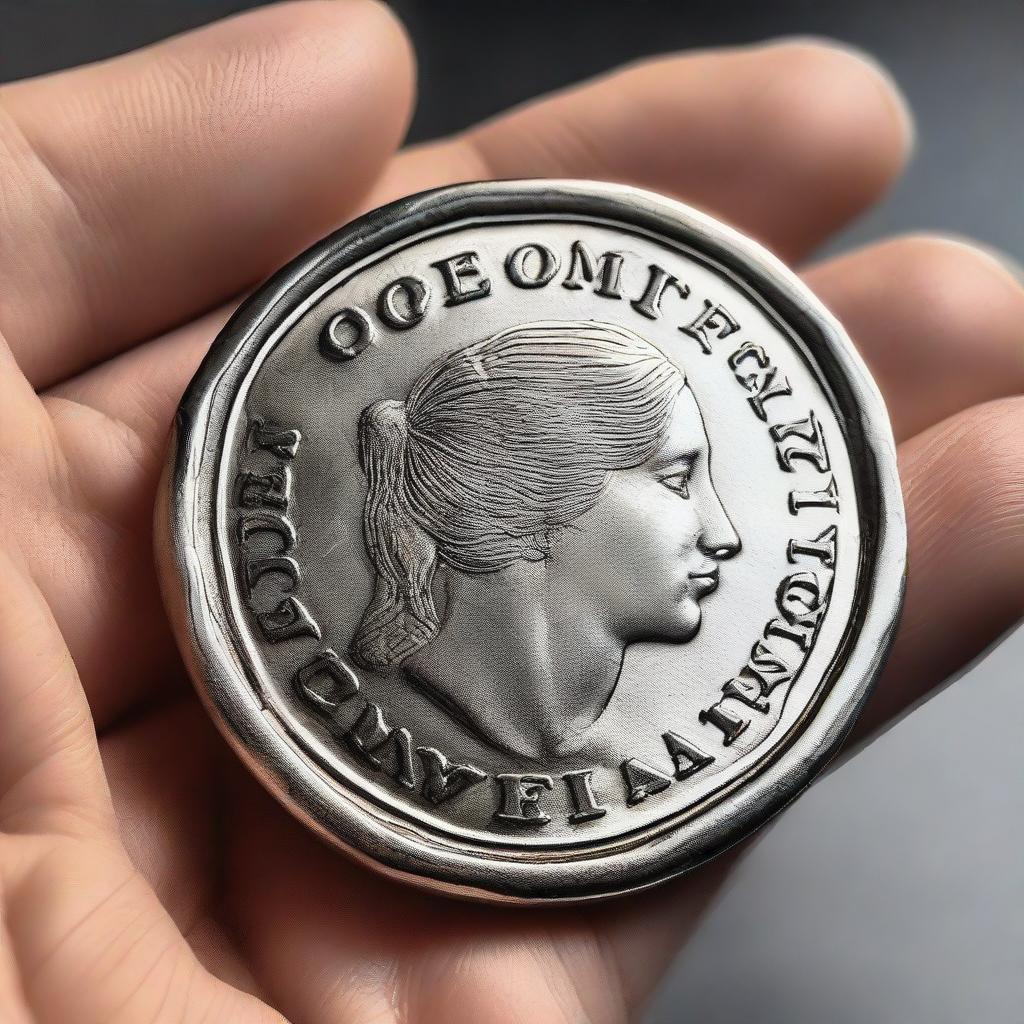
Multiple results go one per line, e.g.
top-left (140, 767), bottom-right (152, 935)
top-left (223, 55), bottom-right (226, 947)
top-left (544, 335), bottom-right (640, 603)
top-left (697, 492), bottom-right (741, 561)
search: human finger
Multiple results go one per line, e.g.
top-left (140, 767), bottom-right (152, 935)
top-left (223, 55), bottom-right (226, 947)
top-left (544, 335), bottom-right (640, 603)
top-left (805, 235), bottom-right (1024, 441)
top-left (365, 39), bottom-right (911, 264)
top-left (60, 228), bottom-right (1024, 483)
top-left (854, 395), bottom-right (1024, 737)
top-left (220, 396), bottom-right (1024, 1023)
top-left (51, 38), bottom-right (920, 451)
top-left (47, 228), bottom-right (1024, 729)
top-left (0, 0), bottom-right (414, 387)
top-left (597, 395), bottom-right (1024, 1013)
top-left (0, 544), bottom-right (115, 840)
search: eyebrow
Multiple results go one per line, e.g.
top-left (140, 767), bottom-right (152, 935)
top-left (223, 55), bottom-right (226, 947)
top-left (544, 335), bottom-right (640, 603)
top-left (652, 449), bottom-right (700, 470)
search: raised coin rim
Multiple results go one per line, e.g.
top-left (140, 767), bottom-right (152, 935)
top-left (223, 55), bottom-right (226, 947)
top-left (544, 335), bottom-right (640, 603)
top-left (156, 179), bottom-right (906, 903)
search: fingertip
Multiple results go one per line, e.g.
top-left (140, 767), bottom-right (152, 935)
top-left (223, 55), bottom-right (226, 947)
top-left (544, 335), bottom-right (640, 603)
top-left (332, 0), bottom-right (418, 139)
top-left (249, 0), bottom-right (418, 230)
top-left (872, 235), bottom-right (1024, 372)
top-left (764, 37), bottom-right (915, 155)
top-left (746, 38), bottom-right (915, 250)
top-left (239, 0), bottom-right (417, 161)
top-left (0, 0), bottom-right (421, 386)
top-left (919, 232), bottom-right (1024, 290)
top-left (806, 233), bottom-right (1024, 441)
top-left (128, 0), bottom-right (418, 198)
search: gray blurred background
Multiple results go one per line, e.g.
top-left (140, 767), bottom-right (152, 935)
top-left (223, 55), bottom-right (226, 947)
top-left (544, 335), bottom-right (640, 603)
top-left (3, 2), bottom-right (1021, 1021)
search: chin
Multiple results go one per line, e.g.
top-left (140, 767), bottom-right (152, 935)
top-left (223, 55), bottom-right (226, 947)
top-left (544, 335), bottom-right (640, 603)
top-left (660, 600), bottom-right (702, 643)
top-left (625, 596), bottom-right (704, 645)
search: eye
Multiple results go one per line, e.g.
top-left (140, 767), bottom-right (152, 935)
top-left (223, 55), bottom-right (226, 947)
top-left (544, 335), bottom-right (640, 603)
top-left (659, 466), bottom-right (691, 499)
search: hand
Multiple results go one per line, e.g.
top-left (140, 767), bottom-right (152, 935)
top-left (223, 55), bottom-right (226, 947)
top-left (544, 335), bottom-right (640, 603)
top-left (0, 4), bottom-right (1020, 1021)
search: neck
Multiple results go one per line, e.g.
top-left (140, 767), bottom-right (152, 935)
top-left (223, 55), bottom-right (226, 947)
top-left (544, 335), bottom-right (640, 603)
top-left (404, 561), bottom-right (624, 760)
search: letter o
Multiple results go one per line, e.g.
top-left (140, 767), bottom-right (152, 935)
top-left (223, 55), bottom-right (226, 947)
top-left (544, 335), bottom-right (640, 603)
top-left (377, 275), bottom-right (430, 330)
top-left (320, 306), bottom-right (375, 361)
top-left (505, 243), bottom-right (560, 289)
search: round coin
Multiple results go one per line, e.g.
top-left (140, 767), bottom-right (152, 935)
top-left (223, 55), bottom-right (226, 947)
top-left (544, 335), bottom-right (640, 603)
top-left (157, 179), bottom-right (906, 902)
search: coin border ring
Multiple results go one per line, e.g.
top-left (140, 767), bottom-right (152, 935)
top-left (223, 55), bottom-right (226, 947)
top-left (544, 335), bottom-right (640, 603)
top-left (156, 179), bottom-right (907, 903)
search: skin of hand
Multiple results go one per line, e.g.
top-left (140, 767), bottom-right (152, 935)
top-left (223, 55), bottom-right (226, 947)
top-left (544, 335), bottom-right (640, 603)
top-left (0, 3), bottom-right (1021, 1022)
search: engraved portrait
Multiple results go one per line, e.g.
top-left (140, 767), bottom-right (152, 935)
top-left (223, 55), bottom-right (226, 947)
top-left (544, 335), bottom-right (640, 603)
top-left (351, 320), bottom-right (741, 759)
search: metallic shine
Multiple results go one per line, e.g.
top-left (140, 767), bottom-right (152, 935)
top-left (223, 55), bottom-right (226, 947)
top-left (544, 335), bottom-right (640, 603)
top-left (156, 180), bottom-right (906, 903)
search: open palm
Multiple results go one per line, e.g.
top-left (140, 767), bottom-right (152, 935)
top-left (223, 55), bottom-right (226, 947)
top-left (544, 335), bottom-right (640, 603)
top-left (0, 4), bottom-right (1021, 1021)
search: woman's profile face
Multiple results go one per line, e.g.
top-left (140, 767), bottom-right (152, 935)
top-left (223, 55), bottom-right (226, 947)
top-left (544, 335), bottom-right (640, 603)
top-left (552, 385), bottom-right (740, 644)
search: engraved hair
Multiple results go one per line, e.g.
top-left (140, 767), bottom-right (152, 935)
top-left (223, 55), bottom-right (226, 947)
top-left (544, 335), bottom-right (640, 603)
top-left (353, 320), bottom-right (685, 669)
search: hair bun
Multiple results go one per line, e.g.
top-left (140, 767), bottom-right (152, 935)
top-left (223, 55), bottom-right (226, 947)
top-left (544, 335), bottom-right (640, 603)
top-left (361, 398), bottom-right (407, 434)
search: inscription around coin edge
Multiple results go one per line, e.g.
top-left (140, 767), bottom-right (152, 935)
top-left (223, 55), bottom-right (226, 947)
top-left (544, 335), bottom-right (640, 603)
top-left (230, 232), bottom-right (847, 834)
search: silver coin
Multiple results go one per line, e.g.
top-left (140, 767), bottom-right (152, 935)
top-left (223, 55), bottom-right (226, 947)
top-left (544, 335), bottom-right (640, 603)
top-left (157, 179), bottom-right (906, 903)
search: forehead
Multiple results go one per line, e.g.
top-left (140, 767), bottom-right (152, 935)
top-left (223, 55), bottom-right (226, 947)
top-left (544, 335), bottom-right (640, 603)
top-left (656, 386), bottom-right (707, 458)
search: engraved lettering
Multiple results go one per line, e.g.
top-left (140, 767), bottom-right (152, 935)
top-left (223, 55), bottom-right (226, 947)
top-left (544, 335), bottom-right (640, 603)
top-left (294, 649), bottom-right (360, 712)
top-left (321, 306), bottom-right (375, 361)
top-left (698, 476), bottom-right (837, 735)
top-left (728, 342), bottom-right (793, 421)
top-left (630, 263), bottom-right (690, 320)
top-left (788, 524), bottom-right (838, 567)
top-left (377, 275), bottom-right (430, 330)
top-left (764, 616), bottom-right (816, 651)
top-left (777, 570), bottom-right (826, 630)
top-left (379, 728), bottom-right (417, 789)
top-left (346, 703), bottom-right (416, 789)
top-left (680, 299), bottom-right (740, 353)
top-left (505, 243), bottom-right (560, 288)
top-left (771, 412), bottom-right (830, 473)
top-left (248, 418), bottom-right (301, 460)
top-left (237, 511), bottom-right (296, 553)
top-left (562, 769), bottom-right (607, 823)
top-left (764, 572), bottom-right (827, 653)
top-left (722, 636), bottom-right (796, 711)
top-left (789, 475), bottom-right (840, 513)
top-left (699, 702), bottom-right (751, 746)
top-left (417, 747), bottom-right (487, 805)
top-left (662, 732), bottom-right (715, 780)
top-left (431, 251), bottom-right (491, 306)
top-left (721, 674), bottom-right (770, 712)
top-left (236, 468), bottom-right (290, 512)
top-left (245, 554), bottom-right (300, 594)
top-left (256, 595), bottom-right (321, 643)
top-left (561, 240), bottom-right (624, 298)
top-left (494, 774), bottom-right (554, 826)
top-left (236, 420), bottom-right (320, 645)
top-left (346, 702), bottom-right (390, 761)
top-left (747, 368), bottom-right (793, 421)
top-left (728, 341), bottom-right (769, 372)
top-left (621, 758), bottom-right (673, 805)
top-left (737, 639), bottom-right (794, 698)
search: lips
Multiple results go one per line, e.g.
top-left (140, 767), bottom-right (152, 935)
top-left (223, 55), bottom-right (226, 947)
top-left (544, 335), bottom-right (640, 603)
top-left (688, 566), bottom-right (720, 595)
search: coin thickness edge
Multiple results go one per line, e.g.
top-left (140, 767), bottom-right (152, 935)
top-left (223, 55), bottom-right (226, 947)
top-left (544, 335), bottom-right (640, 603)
top-left (156, 179), bottom-right (907, 903)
